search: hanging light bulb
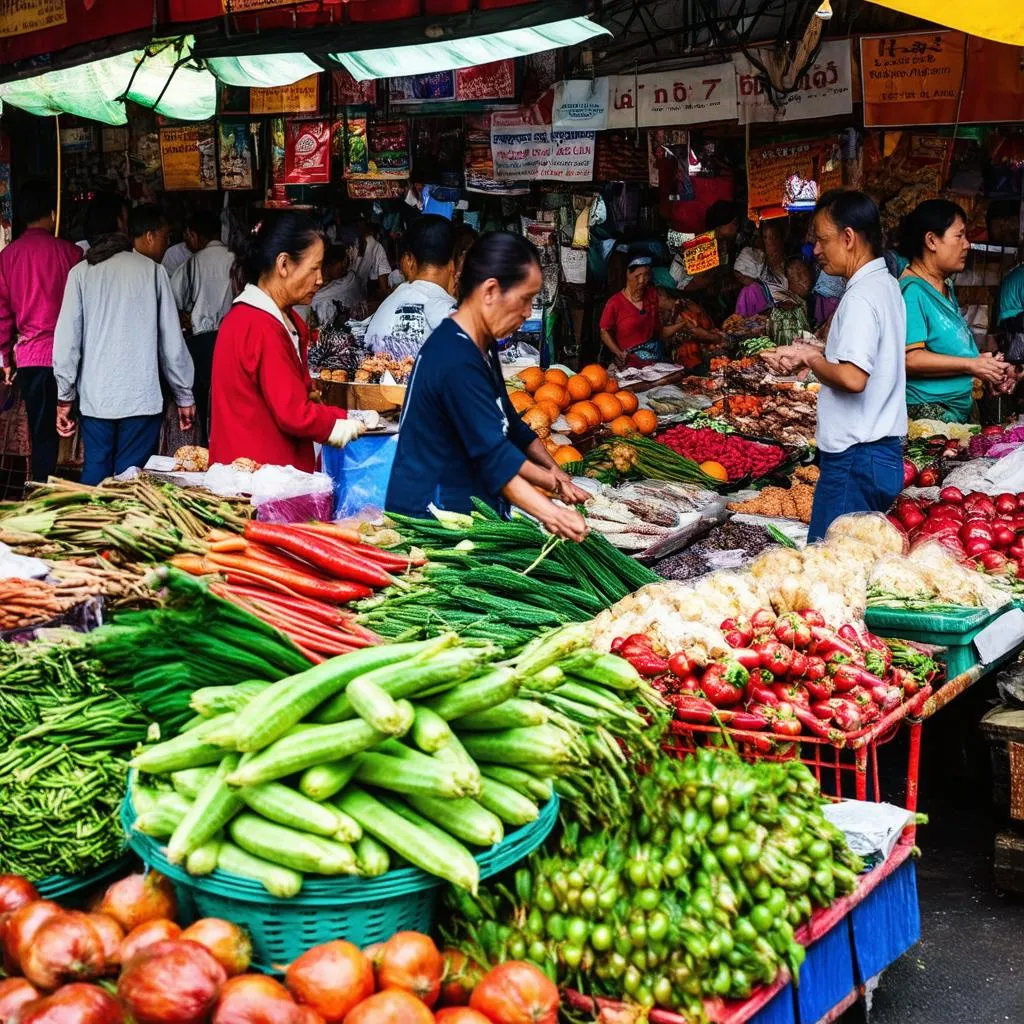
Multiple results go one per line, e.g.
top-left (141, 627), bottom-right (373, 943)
top-left (815, 0), bottom-right (833, 19)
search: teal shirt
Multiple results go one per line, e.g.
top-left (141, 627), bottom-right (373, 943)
top-left (999, 265), bottom-right (1024, 324)
top-left (901, 274), bottom-right (977, 422)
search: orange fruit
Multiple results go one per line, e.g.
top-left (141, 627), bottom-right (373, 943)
top-left (603, 377), bottom-right (620, 394)
top-left (534, 383), bottom-right (569, 410)
top-left (508, 390), bottom-right (534, 414)
top-left (632, 409), bottom-right (657, 435)
top-left (566, 375), bottom-right (592, 401)
top-left (554, 445), bottom-right (583, 466)
top-left (700, 460), bottom-right (730, 482)
top-left (544, 367), bottom-right (569, 388)
top-left (534, 399), bottom-right (561, 423)
top-left (609, 415), bottom-right (638, 436)
top-left (564, 411), bottom-right (589, 435)
top-left (580, 364), bottom-right (608, 391)
top-left (616, 390), bottom-right (639, 414)
top-left (570, 401), bottom-right (601, 428)
top-left (592, 393), bottom-right (623, 423)
top-left (517, 367), bottom-right (545, 393)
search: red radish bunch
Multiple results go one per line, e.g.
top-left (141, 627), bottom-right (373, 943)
top-left (654, 426), bottom-right (786, 480)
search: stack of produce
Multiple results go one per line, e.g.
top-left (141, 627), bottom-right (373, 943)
top-left (358, 502), bottom-right (658, 654)
top-left (443, 748), bottom-right (863, 1020)
top-left (0, 577), bottom-right (83, 632)
top-left (614, 607), bottom-right (935, 742)
top-left (655, 425), bottom-right (788, 483)
top-left (0, 871), bottom-right (560, 1024)
top-left (171, 520), bottom-right (409, 657)
top-left (129, 625), bottom-right (661, 894)
top-left (727, 465), bottom-right (819, 524)
top-left (649, 521), bottom-right (793, 582)
top-left (576, 436), bottom-right (721, 488)
top-left (967, 423), bottom-right (1024, 459)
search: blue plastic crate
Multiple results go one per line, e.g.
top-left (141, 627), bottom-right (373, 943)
top-left (748, 982), bottom-right (797, 1024)
top-left (851, 859), bottom-right (920, 982)
top-left (796, 917), bottom-right (856, 1024)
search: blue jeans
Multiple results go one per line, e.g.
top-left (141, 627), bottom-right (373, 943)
top-left (808, 437), bottom-right (904, 542)
top-left (80, 414), bottom-right (163, 485)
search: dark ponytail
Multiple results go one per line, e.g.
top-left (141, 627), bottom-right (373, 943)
top-left (459, 231), bottom-right (540, 302)
top-left (899, 199), bottom-right (968, 261)
top-left (237, 210), bottom-right (323, 286)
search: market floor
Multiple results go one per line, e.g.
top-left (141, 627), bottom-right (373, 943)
top-left (866, 691), bottom-right (1024, 1024)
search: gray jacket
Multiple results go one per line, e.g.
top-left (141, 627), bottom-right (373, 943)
top-left (54, 251), bottom-right (195, 418)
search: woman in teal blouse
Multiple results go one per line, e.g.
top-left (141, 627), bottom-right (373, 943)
top-left (901, 200), bottom-right (1008, 422)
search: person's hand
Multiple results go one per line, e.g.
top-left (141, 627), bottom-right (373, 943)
top-left (552, 469), bottom-right (591, 506)
top-left (539, 503), bottom-right (589, 542)
top-left (782, 343), bottom-right (822, 370)
top-left (971, 353), bottom-right (1008, 386)
top-left (56, 402), bottom-right (76, 438)
top-left (178, 405), bottom-right (196, 432)
top-left (326, 418), bottom-right (366, 448)
top-left (1, 365), bottom-right (14, 386)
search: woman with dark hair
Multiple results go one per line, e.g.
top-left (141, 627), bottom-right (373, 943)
top-left (209, 211), bottom-right (362, 471)
top-left (385, 231), bottom-right (589, 538)
top-left (900, 199), bottom-right (1008, 422)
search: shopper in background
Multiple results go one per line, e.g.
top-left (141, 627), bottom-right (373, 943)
top-left (209, 212), bottom-right (363, 472)
top-left (900, 199), bottom-right (1008, 423)
top-left (365, 215), bottom-right (457, 360)
top-left (171, 209), bottom-right (236, 445)
top-left (309, 245), bottom-right (363, 326)
top-left (451, 224), bottom-right (478, 296)
top-left (767, 190), bottom-right (907, 540)
top-left (53, 204), bottom-right (195, 484)
top-left (349, 216), bottom-right (392, 301)
top-left (0, 179), bottom-right (83, 480)
top-left (76, 192), bottom-right (129, 254)
top-left (386, 231), bottom-right (589, 538)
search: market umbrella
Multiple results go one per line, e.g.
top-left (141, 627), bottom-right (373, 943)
top-left (866, 0), bottom-right (1024, 46)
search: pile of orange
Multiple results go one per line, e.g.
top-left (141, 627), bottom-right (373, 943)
top-left (508, 365), bottom-right (657, 439)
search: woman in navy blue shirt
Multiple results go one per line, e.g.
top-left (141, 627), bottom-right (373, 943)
top-left (386, 233), bottom-right (589, 540)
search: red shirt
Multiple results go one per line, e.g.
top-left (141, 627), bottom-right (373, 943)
top-left (599, 287), bottom-right (659, 352)
top-left (209, 301), bottom-right (345, 473)
top-left (0, 228), bottom-right (83, 369)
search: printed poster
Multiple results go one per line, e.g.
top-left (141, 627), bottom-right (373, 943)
top-left (552, 78), bottom-right (609, 130)
top-left (284, 118), bottom-right (331, 185)
top-left (682, 233), bottom-right (720, 276)
top-left (735, 39), bottom-right (853, 125)
top-left (464, 114), bottom-right (529, 195)
top-left (538, 129), bottom-right (596, 182)
top-left (455, 60), bottom-right (515, 102)
top-left (331, 69), bottom-right (375, 107)
top-left (607, 63), bottom-right (736, 128)
top-left (746, 137), bottom-right (837, 215)
top-left (159, 124), bottom-right (217, 191)
top-left (218, 120), bottom-right (256, 191)
top-left (250, 75), bottom-right (319, 115)
top-left (0, 0), bottom-right (66, 39)
top-left (490, 111), bottom-right (550, 181)
top-left (390, 72), bottom-right (455, 103)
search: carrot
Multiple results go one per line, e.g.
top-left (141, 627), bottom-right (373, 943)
top-left (205, 551), bottom-right (372, 604)
top-left (243, 541), bottom-right (332, 579)
top-left (292, 524), bottom-right (423, 569)
top-left (209, 537), bottom-right (248, 553)
top-left (218, 583), bottom-right (346, 626)
top-left (169, 554), bottom-right (212, 575)
top-left (294, 521), bottom-right (364, 544)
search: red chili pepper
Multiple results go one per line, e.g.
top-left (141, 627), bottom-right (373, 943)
top-left (809, 626), bottom-right (860, 660)
top-left (731, 648), bottom-right (762, 672)
top-left (670, 694), bottom-right (717, 723)
top-left (626, 650), bottom-right (671, 678)
top-left (774, 613), bottom-right (812, 649)
top-left (746, 681), bottom-right (780, 707)
top-left (203, 552), bottom-right (373, 604)
top-left (610, 636), bottom-right (627, 654)
top-left (668, 651), bottom-right (692, 678)
top-left (810, 700), bottom-right (834, 720)
top-left (620, 633), bottom-right (654, 657)
top-left (716, 709), bottom-right (769, 731)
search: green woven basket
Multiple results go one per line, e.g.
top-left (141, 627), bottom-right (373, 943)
top-left (121, 790), bottom-right (558, 971)
top-left (35, 856), bottom-right (134, 904)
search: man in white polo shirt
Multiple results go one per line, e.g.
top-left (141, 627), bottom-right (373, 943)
top-left (772, 190), bottom-right (907, 540)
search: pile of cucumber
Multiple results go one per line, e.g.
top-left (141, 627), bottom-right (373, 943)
top-left (128, 624), bottom-right (656, 897)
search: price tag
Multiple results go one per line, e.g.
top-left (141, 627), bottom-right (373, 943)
top-left (974, 609), bottom-right (1024, 666)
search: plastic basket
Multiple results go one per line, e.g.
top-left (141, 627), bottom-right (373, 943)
top-left (35, 855), bottom-right (134, 903)
top-left (121, 791), bottom-right (558, 970)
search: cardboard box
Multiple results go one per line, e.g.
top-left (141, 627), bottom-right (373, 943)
top-left (319, 380), bottom-right (406, 415)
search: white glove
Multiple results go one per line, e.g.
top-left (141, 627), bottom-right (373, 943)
top-left (326, 418), bottom-right (366, 448)
top-left (347, 409), bottom-right (381, 430)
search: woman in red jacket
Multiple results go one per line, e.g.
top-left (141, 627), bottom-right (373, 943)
top-left (210, 212), bottom-right (362, 471)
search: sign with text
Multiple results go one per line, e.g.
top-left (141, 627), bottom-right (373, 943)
top-left (160, 124), bottom-right (217, 191)
top-left (552, 78), bottom-right (609, 130)
top-left (747, 138), bottom-right (836, 214)
top-left (682, 233), bottom-right (720, 276)
top-left (490, 111), bottom-right (550, 180)
top-left (455, 60), bottom-right (515, 102)
top-left (539, 129), bottom-right (596, 182)
top-left (735, 39), bottom-right (852, 124)
top-left (607, 63), bottom-right (736, 128)
top-left (250, 75), bottom-right (319, 115)
top-left (0, 0), bottom-right (66, 39)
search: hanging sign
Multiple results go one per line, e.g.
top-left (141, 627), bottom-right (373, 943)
top-left (465, 114), bottom-right (530, 195)
top-left (746, 137), bottom-right (836, 214)
top-left (59, 127), bottom-right (94, 154)
top-left (284, 118), bottom-right (331, 185)
top-left (735, 39), bottom-right (852, 125)
top-left (101, 128), bottom-right (128, 153)
top-left (160, 125), bottom-right (217, 191)
top-left (455, 60), bottom-right (516, 101)
top-left (682, 232), bottom-right (720, 276)
top-left (331, 69), bottom-right (375, 107)
top-left (220, 0), bottom-right (293, 11)
top-left (250, 75), bottom-right (320, 115)
top-left (0, 0), bottom-right (66, 39)
top-left (607, 63), bottom-right (737, 128)
top-left (218, 120), bottom-right (256, 191)
top-left (490, 111), bottom-right (551, 181)
top-left (538, 129), bottom-right (596, 182)
top-left (390, 72), bottom-right (456, 103)
top-left (345, 118), bottom-right (410, 180)
top-left (552, 78), bottom-right (610, 130)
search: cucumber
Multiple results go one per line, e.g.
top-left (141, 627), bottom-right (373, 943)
top-left (459, 725), bottom-right (577, 766)
top-left (454, 698), bottom-right (549, 731)
top-left (130, 714), bottom-right (237, 774)
top-left (353, 751), bottom-right (472, 799)
top-left (130, 783), bottom-right (162, 816)
top-left (410, 707), bottom-right (452, 753)
top-left (355, 833), bottom-right (390, 877)
top-left (479, 764), bottom-right (554, 802)
top-left (166, 754), bottom-right (245, 865)
top-left (314, 643), bottom-right (488, 724)
top-left (423, 668), bottom-right (519, 721)
top-left (558, 652), bottom-right (640, 691)
top-left (232, 640), bottom-right (439, 752)
top-left (346, 675), bottom-right (409, 735)
top-left (190, 681), bottom-right (270, 717)
top-left (229, 813), bottom-right (358, 875)
top-left (217, 840), bottom-right (303, 897)
top-left (171, 767), bottom-right (217, 800)
top-left (339, 787), bottom-right (479, 893)
top-left (402, 793), bottom-right (504, 847)
top-left (239, 781), bottom-right (348, 839)
top-left (134, 804), bottom-right (187, 838)
top-left (377, 740), bottom-right (480, 797)
top-left (185, 834), bottom-right (222, 876)
top-left (477, 777), bottom-right (540, 826)
top-left (299, 758), bottom-right (359, 802)
top-left (227, 704), bottom-right (413, 787)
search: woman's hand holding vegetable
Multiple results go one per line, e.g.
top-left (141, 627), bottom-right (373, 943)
top-left (971, 352), bottom-right (1008, 386)
top-left (551, 471), bottom-right (590, 506)
top-left (537, 502), bottom-right (589, 542)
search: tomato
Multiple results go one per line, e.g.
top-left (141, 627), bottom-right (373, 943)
top-left (212, 974), bottom-right (299, 1024)
top-left (12, 983), bottom-right (124, 1024)
top-left (341, 989), bottom-right (435, 1024)
top-left (0, 877), bottom-right (39, 917)
top-left (22, 911), bottom-right (107, 991)
top-left (180, 919), bottom-right (252, 977)
top-left (118, 920), bottom-right (181, 966)
top-left (83, 915), bottom-right (123, 973)
top-left (285, 941), bottom-right (374, 1024)
top-left (436, 1010), bottom-right (493, 1024)
top-left (0, 977), bottom-right (38, 1020)
top-left (3, 902), bottom-right (62, 976)
top-left (439, 949), bottom-right (484, 1007)
top-left (95, 873), bottom-right (176, 933)
top-left (117, 939), bottom-right (227, 1024)
top-left (468, 962), bottom-right (559, 1024)
top-left (375, 932), bottom-right (444, 1008)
